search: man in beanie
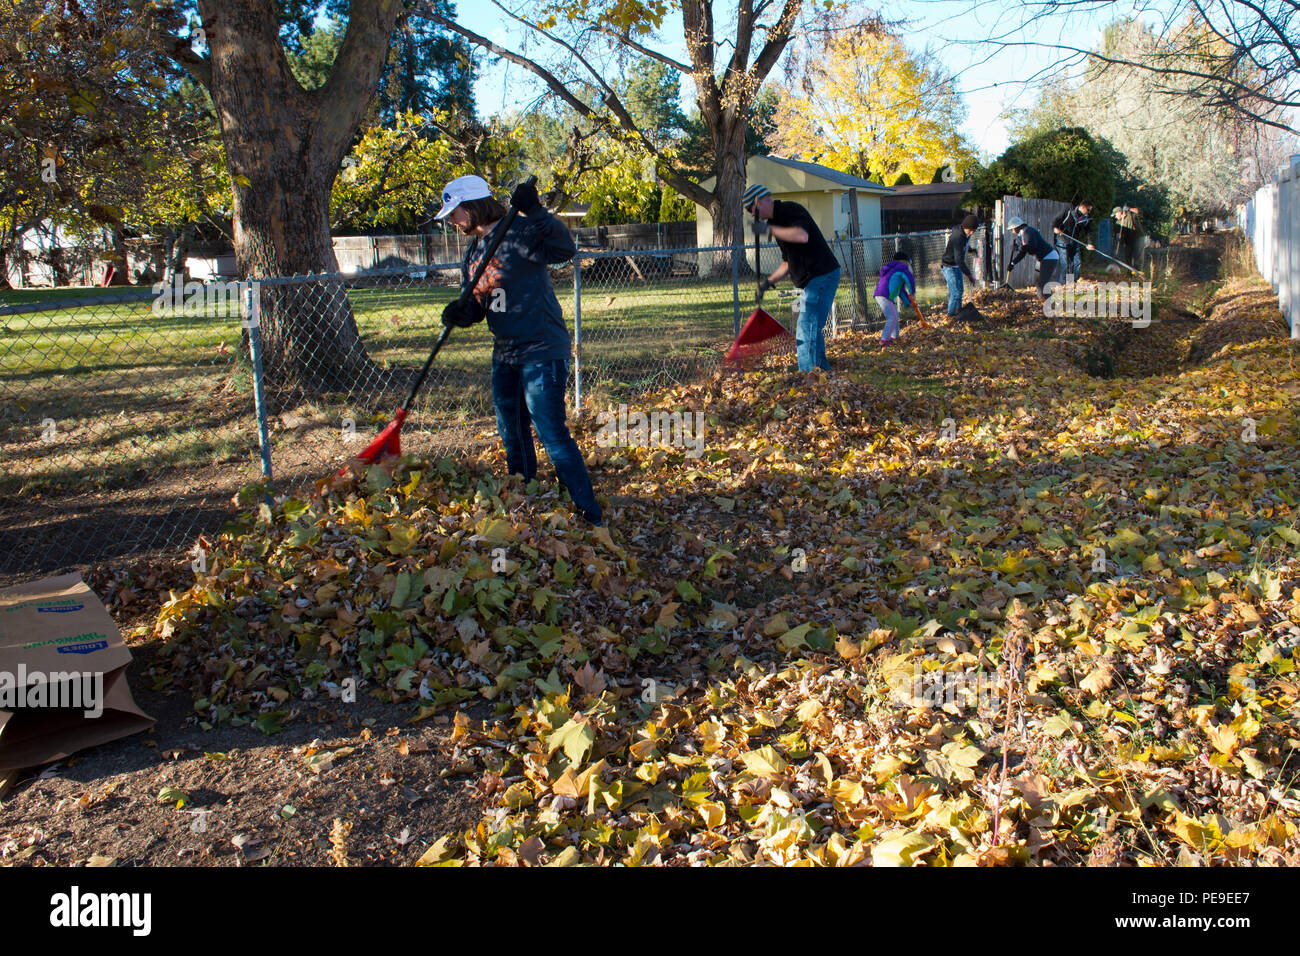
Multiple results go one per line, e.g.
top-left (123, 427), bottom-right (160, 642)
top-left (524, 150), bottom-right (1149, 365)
top-left (1006, 216), bottom-right (1060, 298)
top-left (744, 183), bottom-right (841, 372)
top-left (941, 214), bottom-right (980, 316)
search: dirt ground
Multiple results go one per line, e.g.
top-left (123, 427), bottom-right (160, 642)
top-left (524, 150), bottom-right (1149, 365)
top-left (0, 634), bottom-right (487, 866)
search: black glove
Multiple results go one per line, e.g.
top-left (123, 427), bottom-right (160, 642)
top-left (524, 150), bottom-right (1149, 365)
top-left (752, 218), bottom-right (770, 238)
top-left (756, 276), bottom-right (773, 303)
top-left (441, 296), bottom-right (487, 329)
top-left (510, 180), bottom-right (541, 215)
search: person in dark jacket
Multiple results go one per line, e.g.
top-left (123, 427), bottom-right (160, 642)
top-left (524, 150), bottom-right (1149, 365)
top-left (745, 183), bottom-right (841, 372)
top-left (438, 174), bottom-right (601, 525)
top-left (941, 214), bottom-right (979, 316)
top-left (1112, 205), bottom-right (1143, 268)
top-left (1052, 200), bottom-right (1096, 281)
top-left (1007, 216), bottom-right (1060, 297)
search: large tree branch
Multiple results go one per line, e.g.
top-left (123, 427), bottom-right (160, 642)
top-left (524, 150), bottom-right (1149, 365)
top-left (414, 3), bottom-right (602, 124)
top-left (485, 1), bottom-right (646, 140)
top-left (992, 38), bottom-right (1299, 132)
top-left (1214, 0), bottom-right (1300, 70)
top-left (682, 1), bottom-right (721, 123)
top-left (749, 0), bottom-right (803, 82)
top-left (313, 0), bottom-right (405, 164)
top-left (725, 0), bottom-right (756, 84)
top-left (587, 24), bottom-right (692, 73)
top-left (415, 0), bottom-right (714, 207)
top-left (141, 4), bottom-right (213, 87)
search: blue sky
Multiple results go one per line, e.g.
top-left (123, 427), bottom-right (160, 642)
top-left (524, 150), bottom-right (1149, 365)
top-left (452, 0), bottom-right (1142, 161)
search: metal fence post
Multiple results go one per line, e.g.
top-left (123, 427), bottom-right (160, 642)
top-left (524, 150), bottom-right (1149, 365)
top-left (242, 282), bottom-right (274, 490)
top-left (573, 251), bottom-right (583, 412)
top-left (731, 232), bottom-right (742, 337)
top-left (1284, 152), bottom-right (1294, 335)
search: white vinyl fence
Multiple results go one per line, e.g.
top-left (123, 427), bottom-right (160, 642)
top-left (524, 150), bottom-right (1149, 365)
top-left (1237, 153), bottom-right (1300, 338)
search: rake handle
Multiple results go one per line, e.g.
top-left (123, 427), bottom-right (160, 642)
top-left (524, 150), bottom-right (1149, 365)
top-left (903, 288), bottom-right (928, 328)
top-left (1059, 231), bottom-right (1141, 276)
top-left (401, 175), bottom-right (538, 411)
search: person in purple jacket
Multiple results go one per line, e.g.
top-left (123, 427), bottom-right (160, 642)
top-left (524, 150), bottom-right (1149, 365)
top-left (874, 251), bottom-right (916, 345)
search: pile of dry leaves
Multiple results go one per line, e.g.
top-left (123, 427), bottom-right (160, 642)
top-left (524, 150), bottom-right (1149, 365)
top-left (149, 271), bottom-right (1300, 865)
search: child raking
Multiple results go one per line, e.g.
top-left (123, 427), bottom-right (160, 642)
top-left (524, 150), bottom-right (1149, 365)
top-left (874, 251), bottom-right (916, 346)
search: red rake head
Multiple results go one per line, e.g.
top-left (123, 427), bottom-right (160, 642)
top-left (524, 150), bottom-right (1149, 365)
top-left (724, 307), bottom-right (795, 365)
top-left (336, 407), bottom-right (408, 477)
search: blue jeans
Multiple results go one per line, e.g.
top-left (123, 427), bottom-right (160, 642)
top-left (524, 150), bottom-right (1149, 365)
top-left (874, 296), bottom-right (899, 340)
top-left (942, 265), bottom-right (963, 315)
top-left (1057, 239), bottom-right (1081, 277)
top-left (797, 268), bottom-right (839, 371)
top-left (491, 357), bottom-right (601, 523)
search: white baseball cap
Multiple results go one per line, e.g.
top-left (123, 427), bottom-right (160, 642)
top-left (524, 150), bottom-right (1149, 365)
top-left (436, 174), bottom-right (493, 220)
top-left (1008, 216), bottom-right (1026, 230)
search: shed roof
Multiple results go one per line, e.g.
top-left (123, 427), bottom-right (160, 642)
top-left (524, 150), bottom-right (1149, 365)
top-left (761, 156), bottom-right (893, 193)
top-left (885, 182), bottom-right (973, 197)
top-left (698, 155), bottom-right (894, 194)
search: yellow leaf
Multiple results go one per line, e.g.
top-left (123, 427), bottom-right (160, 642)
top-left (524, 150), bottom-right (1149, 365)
top-left (834, 634), bottom-right (862, 659)
top-left (777, 622), bottom-right (813, 651)
top-left (698, 801), bottom-right (726, 829)
top-left (763, 613), bottom-right (789, 637)
top-left (502, 782), bottom-right (534, 809)
top-left (385, 520), bottom-right (420, 555)
top-left (1230, 711), bottom-right (1261, 742)
top-left (476, 517), bottom-right (516, 545)
top-left (795, 698), bottom-right (823, 723)
top-left (415, 835), bottom-right (455, 865)
top-left (740, 746), bottom-right (788, 777)
top-left (1079, 660), bottom-right (1115, 695)
top-left (827, 778), bottom-right (865, 813)
top-left (872, 753), bottom-right (905, 782)
top-left (1204, 722), bottom-right (1239, 755)
top-left (545, 846), bottom-right (581, 867)
top-left (871, 829), bottom-right (936, 867)
top-left (655, 601), bottom-right (680, 629)
top-left (941, 742), bottom-right (985, 768)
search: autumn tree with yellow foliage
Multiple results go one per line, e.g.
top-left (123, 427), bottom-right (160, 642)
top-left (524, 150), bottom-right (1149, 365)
top-left (772, 24), bottom-right (978, 186)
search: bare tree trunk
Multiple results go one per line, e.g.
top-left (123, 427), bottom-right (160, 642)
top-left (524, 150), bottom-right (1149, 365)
top-left (105, 226), bottom-right (131, 285)
top-left (235, 173), bottom-right (373, 393)
top-left (192, 0), bottom-right (402, 394)
top-left (705, 116), bottom-right (749, 275)
top-left (165, 224), bottom-right (193, 282)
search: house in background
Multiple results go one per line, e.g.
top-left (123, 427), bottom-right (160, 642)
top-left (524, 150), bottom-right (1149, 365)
top-left (695, 155), bottom-right (893, 249)
top-left (880, 181), bottom-right (978, 234)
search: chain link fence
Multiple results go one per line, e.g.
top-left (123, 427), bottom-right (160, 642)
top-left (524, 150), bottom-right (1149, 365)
top-left (1, 229), bottom-right (954, 584)
top-left (0, 283), bottom-right (259, 581)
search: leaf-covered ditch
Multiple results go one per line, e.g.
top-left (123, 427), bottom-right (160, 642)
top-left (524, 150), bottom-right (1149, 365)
top-left (147, 270), bottom-right (1300, 865)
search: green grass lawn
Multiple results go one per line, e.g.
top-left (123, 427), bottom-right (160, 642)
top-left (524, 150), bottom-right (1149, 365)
top-left (1, 266), bottom-right (952, 499)
top-left (0, 274), bottom-right (741, 497)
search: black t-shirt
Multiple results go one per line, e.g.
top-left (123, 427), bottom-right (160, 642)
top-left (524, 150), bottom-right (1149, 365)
top-left (770, 200), bottom-right (839, 288)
